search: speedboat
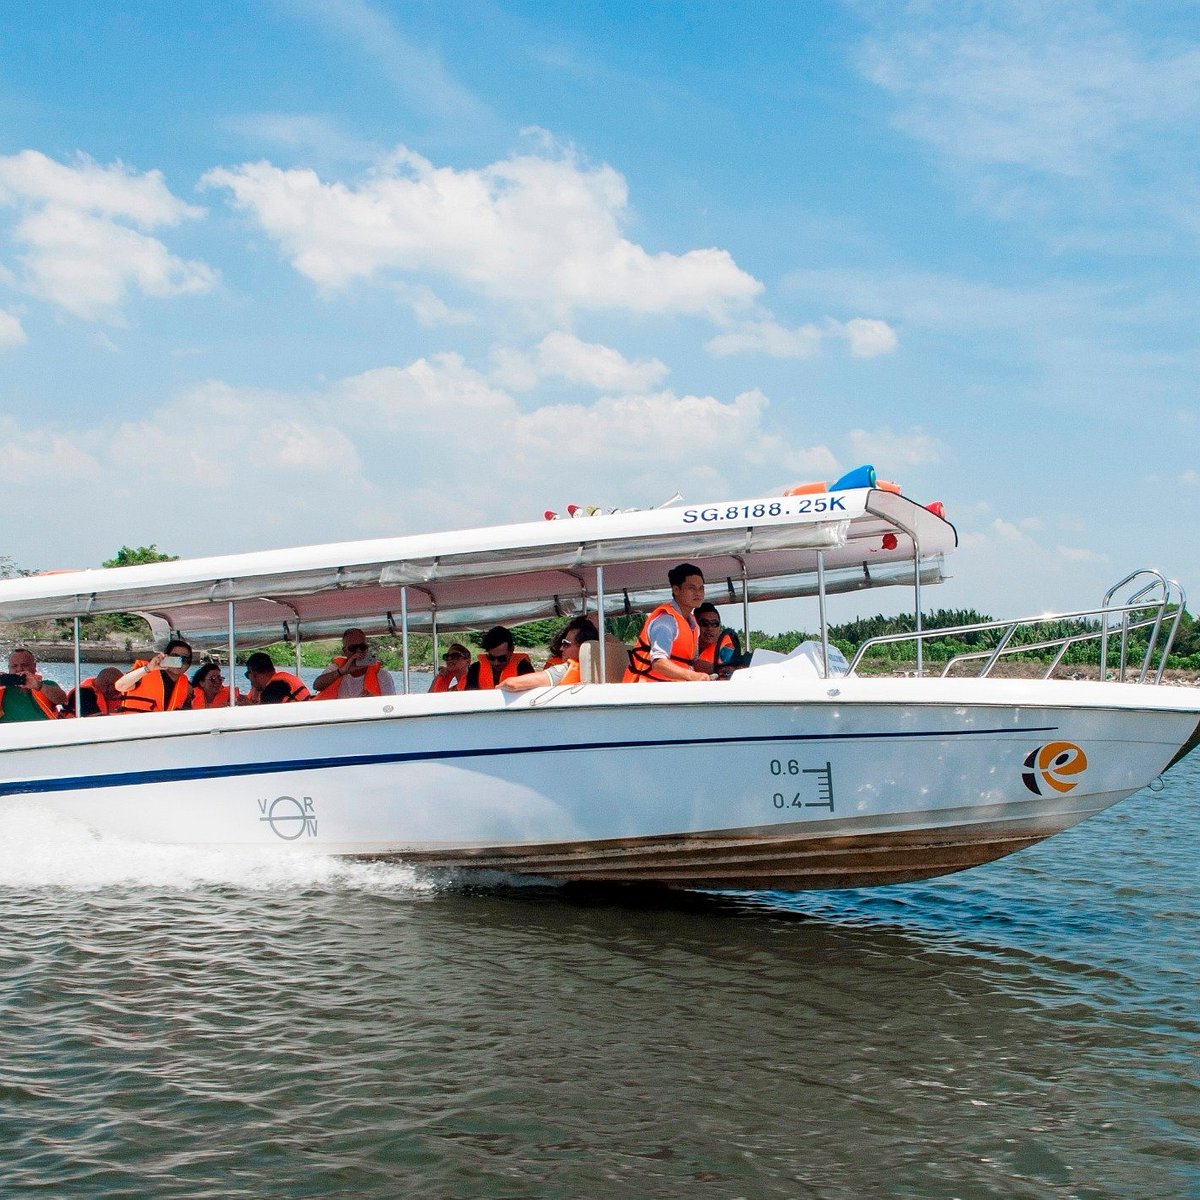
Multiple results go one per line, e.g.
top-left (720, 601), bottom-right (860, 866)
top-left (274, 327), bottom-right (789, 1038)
top-left (1, 471), bottom-right (1196, 891)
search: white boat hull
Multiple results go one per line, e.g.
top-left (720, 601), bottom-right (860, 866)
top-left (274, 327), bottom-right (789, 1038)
top-left (2, 677), bottom-right (1197, 891)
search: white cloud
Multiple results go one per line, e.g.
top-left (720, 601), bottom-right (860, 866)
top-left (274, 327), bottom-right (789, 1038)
top-left (1180, 470), bottom-right (1199, 487)
top-left (1056, 545), bottom-right (1108, 564)
top-left (0, 415), bottom-right (101, 484)
top-left (950, 513), bottom-right (1115, 618)
top-left (224, 112), bottom-right (382, 164)
top-left (288, 0), bottom-right (490, 125)
top-left (841, 317), bottom-right (898, 357)
top-left (491, 332), bottom-right (669, 392)
top-left (856, 4), bottom-right (1200, 239)
top-left (0, 150), bottom-right (216, 320)
top-left (203, 145), bottom-right (762, 321)
top-left (705, 316), bottom-right (898, 359)
top-left (267, 418), bottom-right (360, 473)
top-left (0, 308), bottom-right (26, 350)
top-left (0, 357), bottom-right (835, 564)
top-left (0, 149), bottom-right (201, 226)
top-left (848, 427), bottom-right (947, 469)
top-left (706, 319), bottom-right (822, 359)
top-left (859, 6), bottom-right (1200, 176)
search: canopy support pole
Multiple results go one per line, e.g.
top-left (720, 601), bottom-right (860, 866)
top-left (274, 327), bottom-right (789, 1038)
top-left (913, 542), bottom-right (924, 678)
top-left (73, 616), bottom-right (82, 716)
top-left (400, 587), bottom-right (411, 695)
top-left (228, 601), bottom-right (237, 706)
top-left (596, 564), bottom-right (606, 681)
top-left (431, 607), bottom-right (440, 663)
top-left (817, 549), bottom-right (830, 678)
top-left (740, 559), bottom-right (750, 654)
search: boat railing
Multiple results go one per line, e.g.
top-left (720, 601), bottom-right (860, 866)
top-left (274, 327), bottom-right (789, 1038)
top-left (846, 570), bottom-right (1186, 683)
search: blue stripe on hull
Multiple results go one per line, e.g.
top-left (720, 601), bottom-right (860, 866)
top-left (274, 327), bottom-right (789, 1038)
top-left (0, 724), bottom-right (1057, 799)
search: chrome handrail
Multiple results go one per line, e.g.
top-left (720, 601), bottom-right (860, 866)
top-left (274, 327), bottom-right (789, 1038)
top-left (847, 571), bottom-right (1187, 683)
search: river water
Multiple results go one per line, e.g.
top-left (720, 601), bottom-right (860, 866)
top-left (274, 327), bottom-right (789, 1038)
top-left (0, 673), bottom-right (1197, 1197)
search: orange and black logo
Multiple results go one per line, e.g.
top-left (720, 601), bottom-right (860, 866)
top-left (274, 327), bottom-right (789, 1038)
top-left (1022, 741), bottom-right (1088, 795)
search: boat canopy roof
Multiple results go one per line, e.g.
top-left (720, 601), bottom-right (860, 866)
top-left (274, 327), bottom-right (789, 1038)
top-left (0, 487), bottom-right (956, 647)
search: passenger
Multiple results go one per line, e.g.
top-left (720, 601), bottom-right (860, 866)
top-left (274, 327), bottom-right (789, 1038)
top-left (694, 602), bottom-right (742, 679)
top-left (312, 628), bottom-right (395, 700)
top-left (0, 647), bottom-right (64, 721)
top-left (115, 639), bottom-right (196, 712)
top-left (543, 627), bottom-right (568, 669)
top-left (244, 652), bottom-right (311, 704)
top-left (259, 678), bottom-right (296, 704)
top-left (191, 662), bottom-right (241, 709)
top-left (623, 563), bottom-right (716, 683)
top-left (429, 642), bottom-right (471, 693)
top-left (464, 626), bottom-right (535, 690)
top-left (63, 667), bottom-right (124, 717)
top-left (500, 620), bottom-right (599, 692)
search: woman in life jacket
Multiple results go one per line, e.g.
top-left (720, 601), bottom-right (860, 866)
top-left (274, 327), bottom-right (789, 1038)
top-left (190, 662), bottom-right (242, 709)
top-left (694, 602), bottom-right (742, 679)
top-left (115, 638), bottom-right (195, 713)
top-left (429, 643), bottom-right (472, 692)
top-left (623, 563), bottom-right (718, 683)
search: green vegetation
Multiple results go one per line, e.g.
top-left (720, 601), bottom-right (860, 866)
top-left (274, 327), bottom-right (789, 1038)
top-left (62, 545), bottom-right (180, 644)
top-left (749, 605), bottom-right (1200, 673)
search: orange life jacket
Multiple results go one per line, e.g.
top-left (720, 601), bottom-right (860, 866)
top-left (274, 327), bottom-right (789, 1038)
top-left (312, 657), bottom-right (376, 701)
top-left (264, 671), bottom-right (311, 702)
top-left (557, 659), bottom-right (582, 686)
top-left (61, 678), bottom-right (110, 718)
top-left (192, 684), bottom-right (244, 710)
top-left (430, 669), bottom-right (466, 693)
top-left (0, 684), bottom-right (59, 720)
top-left (623, 604), bottom-right (698, 682)
top-left (473, 652), bottom-right (532, 690)
top-left (118, 662), bottom-right (193, 713)
top-left (696, 628), bottom-right (741, 673)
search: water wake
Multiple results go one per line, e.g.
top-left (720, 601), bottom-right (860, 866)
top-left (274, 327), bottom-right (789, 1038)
top-left (0, 804), bottom-right (433, 894)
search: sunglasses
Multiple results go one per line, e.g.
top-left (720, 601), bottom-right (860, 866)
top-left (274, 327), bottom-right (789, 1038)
top-left (486, 652), bottom-right (511, 663)
top-left (345, 643), bottom-right (368, 654)
top-left (697, 620), bottom-right (721, 628)
top-left (445, 652), bottom-right (468, 660)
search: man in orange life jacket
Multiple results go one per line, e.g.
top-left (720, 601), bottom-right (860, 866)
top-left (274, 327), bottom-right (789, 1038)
top-left (694, 602), bottom-right (741, 679)
top-left (0, 646), bottom-right (66, 721)
top-left (465, 626), bottom-right (535, 690)
top-left (623, 563), bottom-right (718, 683)
top-left (244, 652), bottom-right (312, 703)
top-left (115, 639), bottom-right (196, 712)
top-left (499, 620), bottom-right (598, 692)
top-left (311, 629), bottom-right (395, 700)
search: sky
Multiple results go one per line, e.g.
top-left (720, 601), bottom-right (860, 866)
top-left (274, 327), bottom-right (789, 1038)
top-left (1, 0), bottom-right (1198, 627)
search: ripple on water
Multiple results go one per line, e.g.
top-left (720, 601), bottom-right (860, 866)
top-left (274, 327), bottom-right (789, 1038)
top-left (0, 759), bottom-right (1196, 1197)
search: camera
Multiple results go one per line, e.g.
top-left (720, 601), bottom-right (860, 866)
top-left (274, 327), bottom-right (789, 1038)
top-left (161, 655), bottom-right (185, 669)
top-left (0, 672), bottom-right (27, 687)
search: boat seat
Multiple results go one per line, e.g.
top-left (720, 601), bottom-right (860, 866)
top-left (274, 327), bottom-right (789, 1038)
top-left (578, 635), bottom-right (631, 684)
